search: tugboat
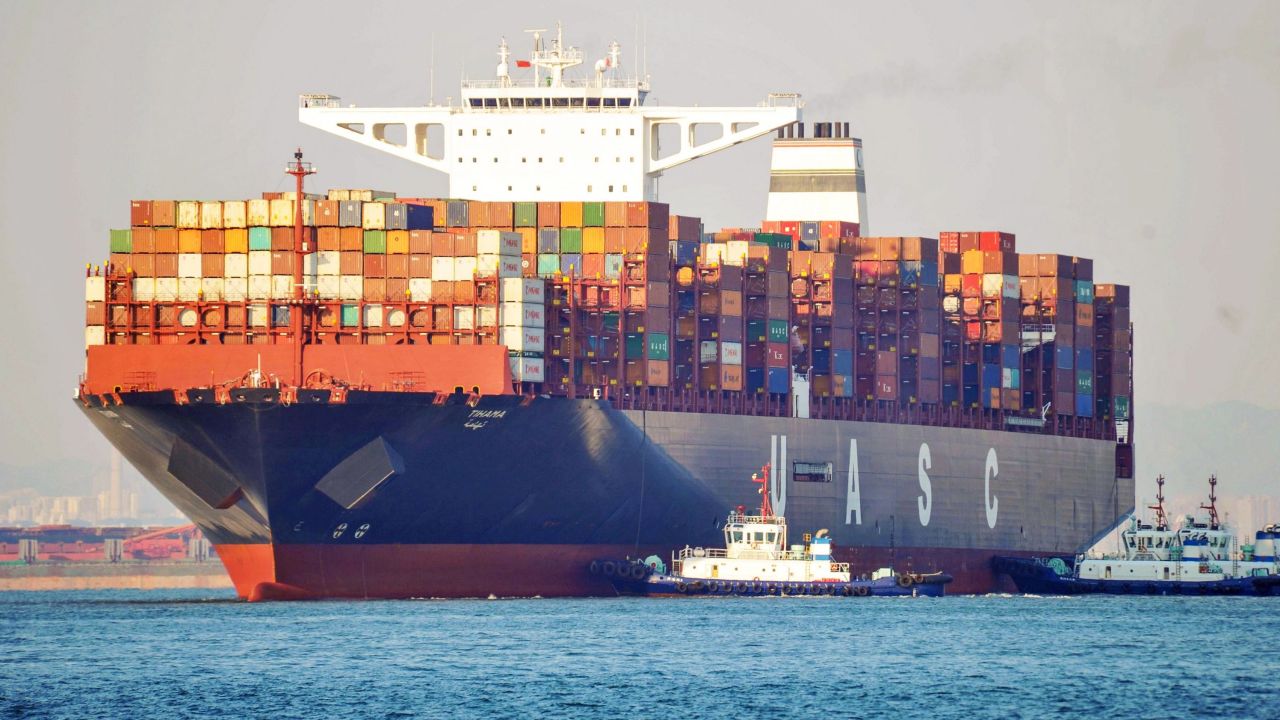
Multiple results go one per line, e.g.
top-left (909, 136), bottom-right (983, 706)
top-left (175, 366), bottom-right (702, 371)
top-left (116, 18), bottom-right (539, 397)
top-left (594, 466), bottom-right (952, 598)
top-left (994, 475), bottom-right (1280, 596)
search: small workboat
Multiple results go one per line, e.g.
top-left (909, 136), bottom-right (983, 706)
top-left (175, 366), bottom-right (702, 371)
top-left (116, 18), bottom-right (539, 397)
top-left (593, 465), bottom-right (951, 598)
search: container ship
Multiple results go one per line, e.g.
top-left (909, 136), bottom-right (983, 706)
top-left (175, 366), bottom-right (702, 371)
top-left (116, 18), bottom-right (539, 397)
top-left (76, 27), bottom-right (1135, 600)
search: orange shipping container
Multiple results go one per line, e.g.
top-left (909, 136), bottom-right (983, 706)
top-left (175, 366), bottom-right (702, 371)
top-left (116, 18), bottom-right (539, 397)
top-left (225, 228), bottom-right (249, 253)
top-left (131, 227), bottom-right (156, 253)
top-left (537, 202), bottom-right (560, 228)
top-left (317, 227), bottom-right (340, 252)
top-left (201, 229), bottom-right (224, 253)
top-left (155, 254), bottom-right (178, 277)
top-left (646, 360), bottom-right (670, 387)
top-left (316, 200), bottom-right (340, 227)
top-left (270, 251), bottom-right (292, 275)
top-left (152, 200), bottom-right (176, 227)
top-left (516, 227), bottom-right (537, 254)
top-left (623, 227), bottom-right (650, 253)
top-left (202, 254), bottom-right (224, 277)
top-left (387, 254), bottom-right (409, 279)
top-left (130, 200), bottom-right (153, 227)
top-left (339, 252), bottom-right (363, 275)
top-left (178, 229), bottom-right (201, 254)
top-left (605, 227), bottom-right (626, 254)
top-left (604, 201), bottom-right (627, 227)
top-left (490, 202), bottom-right (514, 228)
top-left (720, 365), bottom-right (743, 391)
top-left (340, 227), bottom-right (363, 252)
top-left (131, 254), bottom-right (155, 277)
top-left (560, 201), bottom-right (584, 227)
top-left (364, 278), bottom-right (387, 302)
top-left (387, 278), bottom-right (408, 300)
top-left (721, 290), bottom-right (743, 316)
top-left (469, 200), bottom-right (492, 227)
top-left (876, 236), bottom-right (901, 260)
top-left (409, 254), bottom-right (432, 278)
top-left (365, 255), bottom-right (387, 278)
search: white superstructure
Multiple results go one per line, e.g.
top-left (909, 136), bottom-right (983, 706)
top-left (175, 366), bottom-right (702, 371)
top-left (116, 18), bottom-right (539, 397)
top-left (299, 24), bottom-right (802, 202)
top-left (674, 512), bottom-right (851, 584)
top-left (765, 122), bottom-right (868, 230)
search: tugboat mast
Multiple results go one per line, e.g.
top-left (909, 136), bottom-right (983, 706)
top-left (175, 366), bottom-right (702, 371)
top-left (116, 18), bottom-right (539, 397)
top-left (1148, 475), bottom-right (1169, 531)
top-left (1201, 475), bottom-right (1221, 531)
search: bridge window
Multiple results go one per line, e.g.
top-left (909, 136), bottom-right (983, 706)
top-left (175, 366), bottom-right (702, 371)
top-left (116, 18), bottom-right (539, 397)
top-left (619, 98), bottom-right (632, 107)
top-left (553, 98), bottom-right (568, 108)
top-left (471, 129), bottom-right (477, 136)
top-left (622, 185), bottom-right (628, 192)
top-left (485, 129), bottom-right (491, 136)
top-left (571, 98), bottom-right (583, 107)
top-left (604, 98), bottom-right (615, 107)
top-left (630, 129), bottom-right (635, 136)
top-left (608, 185), bottom-right (614, 192)
top-left (468, 99), bottom-right (481, 108)
top-left (587, 98), bottom-right (600, 107)
top-left (794, 461), bottom-right (833, 483)
top-left (457, 129), bottom-right (463, 136)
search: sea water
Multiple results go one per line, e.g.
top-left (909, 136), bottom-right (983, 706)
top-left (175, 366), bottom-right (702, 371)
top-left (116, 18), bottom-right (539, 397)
top-left (2, 590), bottom-right (1277, 719)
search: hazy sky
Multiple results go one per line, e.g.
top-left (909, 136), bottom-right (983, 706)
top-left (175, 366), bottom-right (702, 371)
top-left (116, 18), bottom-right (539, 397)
top-left (1, 1), bottom-right (1277, 495)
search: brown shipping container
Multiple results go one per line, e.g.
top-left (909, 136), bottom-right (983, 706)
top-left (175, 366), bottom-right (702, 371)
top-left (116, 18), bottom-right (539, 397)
top-left (537, 202), bottom-right (560, 227)
top-left (202, 254), bottom-right (224, 277)
top-left (364, 278), bottom-right (387, 302)
top-left (316, 200), bottom-right (340, 226)
top-left (340, 251), bottom-right (363, 275)
top-left (86, 301), bottom-right (106, 325)
top-left (387, 254), bottom-right (409, 279)
top-left (340, 227), bottom-right (364, 252)
top-left (271, 227), bottom-right (293, 251)
top-left (152, 200), bottom-right (176, 227)
top-left (155, 253), bottom-right (178, 277)
top-left (409, 230), bottom-right (432, 254)
top-left (1076, 303), bottom-right (1094, 327)
top-left (130, 200), bottom-right (153, 227)
top-left (271, 251), bottom-right (292, 275)
top-left (201, 229), bottom-right (224, 254)
top-left (131, 253), bottom-right (155, 277)
top-left (318, 227), bottom-right (341, 251)
top-left (365, 255), bottom-right (388, 278)
top-left (408, 254), bottom-right (431, 278)
top-left (1037, 254), bottom-right (1073, 277)
top-left (455, 233), bottom-right (477, 257)
top-left (387, 278), bottom-right (408, 300)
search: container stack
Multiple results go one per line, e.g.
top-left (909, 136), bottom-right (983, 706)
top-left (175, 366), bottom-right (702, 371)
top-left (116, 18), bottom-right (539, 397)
top-left (739, 245), bottom-right (790, 396)
top-left (501, 277), bottom-right (546, 384)
top-left (1016, 252), bottom-right (1088, 417)
top-left (1071, 258), bottom-right (1095, 418)
top-left (622, 243), bottom-right (672, 388)
top-left (1093, 284), bottom-right (1132, 423)
top-left (761, 220), bottom-right (859, 251)
top-left (946, 231), bottom-right (1020, 410)
top-left (789, 251), bottom-right (854, 398)
top-left (696, 263), bottom-right (744, 391)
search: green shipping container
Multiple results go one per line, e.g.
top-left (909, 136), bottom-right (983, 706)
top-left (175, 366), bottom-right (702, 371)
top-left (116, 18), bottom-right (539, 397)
top-left (756, 233), bottom-right (793, 249)
top-left (363, 230), bottom-right (387, 254)
top-left (1075, 280), bottom-right (1094, 304)
top-left (515, 202), bottom-right (538, 227)
top-left (625, 333), bottom-right (645, 358)
top-left (249, 226), bottom-right (272, 250)
top-left (647, 332), bottom-right (670, 361)
top-left (536, 253), bottom-right (560, 276)
top-left (341, 304), bottom-right (359, 327)
top-left (768, 319), bottom-right (789, 343)
top-left (1076, 371), bottom-right (1093, 395)
top-left (583, 202), bottom-right (605, 227)
top-left (747, 319), bottom-right (767, 342)
top-left (602, 311), bottom-right (619, 333)
top-left (560, 227), bottom-right (583, 253)
top-left (1114, 395), bottom-right (1130, 420)
top-left (109, 229), bottom-right (132, 253)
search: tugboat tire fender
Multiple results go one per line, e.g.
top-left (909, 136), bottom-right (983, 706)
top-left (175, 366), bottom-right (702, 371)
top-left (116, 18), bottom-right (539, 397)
top-left (897, 574), bottom-right (915, 588)
top-left (589, 561), bottom-right (601, 575)
top-left (841, 585), bottom-right (853, 597)
top-left (855, 585), bottom-right (870, 597)
top-left (602, 561), bottom-right (617, 577)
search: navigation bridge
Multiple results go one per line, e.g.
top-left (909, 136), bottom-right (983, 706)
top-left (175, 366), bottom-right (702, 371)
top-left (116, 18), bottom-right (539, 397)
top-left (299, 24), bottom-right (802, 201)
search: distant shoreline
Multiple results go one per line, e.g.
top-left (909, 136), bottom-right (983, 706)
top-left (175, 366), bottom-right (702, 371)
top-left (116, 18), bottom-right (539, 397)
top-left (0, 560), bottom-right (233, 591)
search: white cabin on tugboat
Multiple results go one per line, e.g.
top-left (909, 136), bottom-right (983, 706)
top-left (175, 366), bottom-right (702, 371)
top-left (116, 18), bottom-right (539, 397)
top-left (673, 465), bottom-right (850, 584)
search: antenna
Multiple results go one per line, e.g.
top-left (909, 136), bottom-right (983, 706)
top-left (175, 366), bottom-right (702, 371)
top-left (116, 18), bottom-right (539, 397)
top-left (1148, 474), bottom-right (1169, 531)
top-left (1200, 475), bottom-right (1220, 530)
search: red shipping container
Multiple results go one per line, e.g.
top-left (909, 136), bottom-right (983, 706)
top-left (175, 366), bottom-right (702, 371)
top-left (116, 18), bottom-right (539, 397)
top-left (454, 233), bottom-right (477, 256)
top-left (340, 227), bottom-right (363, 252)
top-left (875, 375), bottom-right (899, 400)
top-left (154, 228), bottom-right (179, 253)
top-left (626, 201), bottom-right (669, 230)
top-left (387, 254), bottom-right (409, 279)
top-left (271, 227), bottom-right (293, 251)
top-left (202, 253), bottom-right (224, 277)
top-left (431, 232), bottom-right (455, 257)
top-left (151, 200), bottom-right (175, 227)
top-left (939, 231), bottom-right (960, 254)
top-left (957, 232), bottom-right (981, 253)
top-left (318, 227), bottom-right (341, 251)
top-left (537, 202), bottom-right (561, 228)
top-left (155, 254), bottom-right (178, 277)
top-left (365, 255), bottom-right (387, 278)
top-left (978, 231), bottom-right (1016, 253)
top-left (130, 200), bottom-right (153, 227)
top-left (131, 227), bottom-right (156, 253)
top-left (409, 230), bottom-right (432, 254)
top-left (582, 254), bottom-right (605, 278)
top-left (453, 281), bottom-right (476, 304)
top-left (339, 251), bottom-right (363, 275)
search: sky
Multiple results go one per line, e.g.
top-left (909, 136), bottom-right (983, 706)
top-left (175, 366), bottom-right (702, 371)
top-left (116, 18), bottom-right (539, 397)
top-left (0, 0), bottom-right (1277, 503)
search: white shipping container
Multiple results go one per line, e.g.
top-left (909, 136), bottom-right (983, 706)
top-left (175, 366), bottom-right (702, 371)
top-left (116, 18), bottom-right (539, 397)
top-left (509, 356), bottom-right (546, 383)
top-left (200, 278), bottom-right (224, 301)
top-left (85, 276), bottom-right (106, 302)
top-left (154, 277), bottom-right (178, 301)
top-left (223, 277), bottom-right (247, 301)
top-left (385, 308), bottom-right (407, 327)
top-left (316, 275), bottom-right (340, 299)
top-left (132, 278), bottom-right (156, 301)
top-left (721, 341), bottom-right (743, 365)
top-left (476, 305), bottom-right (498, 328)
top-left (362, 202), bottom-right (386, 230)
top-left (178, 308), bottom-right (198, 327)
top-left (248, 304), bottom-right (269, 328)
top-left (500, 277), bottom-right (544, 304)
top-left (453, 306), bottom-right (475, 331)
top-left (199, 201), bottom-right (223, 229)
top-left (700, 340), bottom-right (719, 364)
top-left (224, 253), bottom-right (249, 278)
top-left (431, 257), bottom-right (456, 281)
top-left (475, 229), bottom-right (522, 256)
top-left (724, 240), bottom-right (750, 267)
top-left (314, 250), bottom-right (341, 276)
top-left (703, 243), bottom-right (727, 265)
top-left (177, 253), bottom-right (202, 278)
top-left (477, 254), bottom-right (522, 278)
top-left (85, 326), bottom-right (105, 347)
top-left (247, 275), bottom-right (272, 300)
top-left (222, 200), bottom-right (247, 229)
top-left (247, 199), bottom-right (270, 226)
top-left (499, 301), bottom-right (545, 328)
top-left (268, 198), bottom-right (314, 227)
top-left (408, 278), bottom-right (432, 302)
top-left (176, 200), bottom-right (200, 229)
top-left (454, 256), bottom-right (478, 279)
top-left (177, 277), bottom-right (201, 301)
top-left (364, 305), bottom-right (384, 327)
top-left (248, 250), bottom-right (272, 276)
top-left (1002, 274), bottom-right (1020, 300)
top-left (328, 189), bottom-right (350, 201)
top-left (272, 275), bottom-right (293, 299)
top-left (339, 275), bottom-right (363, 301)
top-left (500, 326), bottom-right (546, 354)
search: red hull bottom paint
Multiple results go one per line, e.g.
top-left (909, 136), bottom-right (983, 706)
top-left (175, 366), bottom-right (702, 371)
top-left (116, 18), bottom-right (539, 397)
top-left (216, 543), bottom-right (653, 601)
top-left (216, 543), bottom-right (1037, 600)
top-left (838, 546), bottom-right (1039, 594)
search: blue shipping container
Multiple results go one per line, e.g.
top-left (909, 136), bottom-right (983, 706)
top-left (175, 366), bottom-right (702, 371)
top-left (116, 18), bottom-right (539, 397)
top-left (404, 203), bottom-right (434, 230)
top-left (800, 222), bottom-right (819, 241)
top-left (671, 240), bottom-right (698, 266)
top-left (746, 367), bottom-right (765, 393)
top-left (920, 259), bottom-right (939, 287)
top-left (833, 349), bottom-right (854, 376)
top-left (899, 261), bottom-right (921, 288)
top-left (1076, 393), bottom-right (1095, 417)
top-left (943, 384), bottom-right (959, 405)
top-left (963, 385), bottom-right (980, 406)
top-left (982, 344), bottom-right (1001, 365)
top-left (811, 348), bottom-right (831, 374)
top-left (560, 253), bottom-right (582, 275)
top-left (1002, 344), bottom-right (1020, 368)
top-left (963, 363), bottom-right (979, 385)
top-left (982, 364), bottom-right (1002, 389)
top-left (1055, 344), bottom-right (1074, 370)
top-left (767, 367), bottom-right (789, 394)
top-left (1076, 347), bottom-right (1094, 372)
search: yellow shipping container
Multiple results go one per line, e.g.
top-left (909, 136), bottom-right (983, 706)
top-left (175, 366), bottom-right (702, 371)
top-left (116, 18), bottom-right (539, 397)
top-left (517, 227), bottom-right (537, 254)
top-left (961, 250), bottom-right (984, 275)
top-left (178, 229), bottom-right (202, 254)
top-left (268, 198), bottom-right (314, 227)
top-left (176, 201), bottom-right (201, 229)
top-left (560, 201), bottom-right (583, 228)
top-left (224, 228), bottom-right (249, 253)
top-left (247, 199), bottom-right (270, 226)
top-left (222, 200), bottom-right (247, 229)
top-left (583, 226), bottom-right (606, 254)
top-left (387, 230), bottom-right (410, 254)
top-left (943, 273), bottom-right (962, 293)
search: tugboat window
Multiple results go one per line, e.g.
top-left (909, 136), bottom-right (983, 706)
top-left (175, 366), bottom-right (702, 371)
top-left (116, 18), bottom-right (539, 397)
top-left (794, 461), bottom-right (833, 483)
